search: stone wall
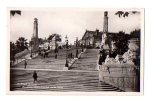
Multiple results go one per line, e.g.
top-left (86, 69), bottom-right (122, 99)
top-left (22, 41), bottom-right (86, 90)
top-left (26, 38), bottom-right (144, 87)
top-left (99, 63), bottom-right (139, 92)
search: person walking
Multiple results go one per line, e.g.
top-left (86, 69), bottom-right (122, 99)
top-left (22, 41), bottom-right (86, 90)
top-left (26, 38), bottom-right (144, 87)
top-left (33, 71), bottom-right (38, 83)
top-left (97, 49), bottom-right (106, 70)
top-left (24, 60), bottom-right (27, 69)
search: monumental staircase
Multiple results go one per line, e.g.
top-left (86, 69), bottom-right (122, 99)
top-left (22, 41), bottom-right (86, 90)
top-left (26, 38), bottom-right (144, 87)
top-left (10, 48), bottom-right (125, 92)
top-left (70, 49), bottom-right (99, 71)
top-left (10, 69), bottom-right (122, 92)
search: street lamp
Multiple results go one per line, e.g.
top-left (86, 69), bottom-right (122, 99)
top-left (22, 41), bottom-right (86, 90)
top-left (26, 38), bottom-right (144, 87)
top-left (81, 43), bottom-right (84, 52)
top-left (75, 37), bottom-right (78, 58)
top-left (55, 37), bottom-right (58, 59)
top-left (65, 35), bottom-right (69, 67)
top-left (30, 39), bottom-right (33, 58)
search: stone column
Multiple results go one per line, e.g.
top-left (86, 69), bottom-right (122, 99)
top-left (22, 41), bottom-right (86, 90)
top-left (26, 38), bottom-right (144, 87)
top-left (101, 11), bottom-right (110, 51)
top-left (103, 11), bottom-right (108, 33)
top-left (32, 18), bottom-right (39, 51)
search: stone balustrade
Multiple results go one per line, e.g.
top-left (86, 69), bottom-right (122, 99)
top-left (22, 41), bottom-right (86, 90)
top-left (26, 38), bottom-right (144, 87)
top-left (99, 63), bottom-right (140, 92)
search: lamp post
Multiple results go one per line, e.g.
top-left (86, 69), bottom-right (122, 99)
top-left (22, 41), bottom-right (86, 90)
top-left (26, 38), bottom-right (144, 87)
top-left (65, 35), bottom-right (69, 67)
top-left (81, 43), bottom-right (84, 52)
top-left (55, 37), bottom-right (58, 59)
top-left (75, 37), bottom-right (78, 58)
top-left (30, 39), bottom-right (33, 58)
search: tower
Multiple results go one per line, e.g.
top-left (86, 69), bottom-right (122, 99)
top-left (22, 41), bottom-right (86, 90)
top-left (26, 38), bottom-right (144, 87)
top-left (101, 11), bottom-right (110, 51)
top-left (32, 18), bottom-right (39, 51)
top-left (103, 11), bottom-right (108, 33)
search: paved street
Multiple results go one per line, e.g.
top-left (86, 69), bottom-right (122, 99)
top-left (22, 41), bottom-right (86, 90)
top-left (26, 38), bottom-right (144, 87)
top-left (10, 69), bottom-right (122, 92)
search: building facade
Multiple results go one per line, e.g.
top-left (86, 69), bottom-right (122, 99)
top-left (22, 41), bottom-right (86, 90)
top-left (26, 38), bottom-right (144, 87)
top-left (81, 29), bottom-right (102, 48)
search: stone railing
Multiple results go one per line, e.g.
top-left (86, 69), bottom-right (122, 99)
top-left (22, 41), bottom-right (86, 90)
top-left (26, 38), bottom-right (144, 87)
top-left (99, 63), bottom-right (140, 92)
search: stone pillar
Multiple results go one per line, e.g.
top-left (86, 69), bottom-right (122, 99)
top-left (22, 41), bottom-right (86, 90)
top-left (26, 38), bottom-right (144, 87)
top-left (103, 11), bottom-right (108, 33)
top-left (101, 11), bottom-right (110, 51)
top-left (32, 18), bottom-right (39, 51)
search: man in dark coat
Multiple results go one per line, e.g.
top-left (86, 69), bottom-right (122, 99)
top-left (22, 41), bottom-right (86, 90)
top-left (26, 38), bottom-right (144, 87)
top-left (24, 60), bottom-right (27, 69)
top-left (33, 71), bottom-right (38, 83)
top-left (98, 49), bottom-right (106, 65)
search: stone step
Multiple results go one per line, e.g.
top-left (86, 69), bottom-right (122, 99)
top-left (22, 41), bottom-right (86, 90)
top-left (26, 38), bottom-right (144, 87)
top-left (71, 49), bottom-right (99, 70)
top-left (10, 70), bottom-right (122, 92)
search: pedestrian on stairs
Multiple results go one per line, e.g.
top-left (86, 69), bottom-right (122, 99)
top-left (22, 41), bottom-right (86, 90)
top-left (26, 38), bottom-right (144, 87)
top-left (97, 49), bottom-right (106, 70)
top-left (24, 60), bottom-right (27, 69)
top-left (33, 71), bottom-right (38, 83)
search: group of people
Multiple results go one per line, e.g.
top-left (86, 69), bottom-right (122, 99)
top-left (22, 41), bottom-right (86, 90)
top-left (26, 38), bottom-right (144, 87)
top-left (98, 48), bottom-right (118, 70)
top-left (39, 50), bottom-right (49, 58)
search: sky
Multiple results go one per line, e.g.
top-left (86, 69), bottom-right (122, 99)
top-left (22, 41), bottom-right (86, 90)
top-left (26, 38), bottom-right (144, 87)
top-left (10, 8), bottom-right (141, 44)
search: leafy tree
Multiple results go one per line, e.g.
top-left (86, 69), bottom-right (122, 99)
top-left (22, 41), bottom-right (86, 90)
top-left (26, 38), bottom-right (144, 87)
top-left (115, 11), bottom-right (140, 18)
top-left (112, 31), bottom-right (130, 55)
top-left (10, 10), bottom-right (21, 16)
top-left (10, 41), bottom-right (16, 62)
top-left (130, 29), bottom-right (140, 39)
top-left (130, 29), bottom-right (141, 56)
top-left (114, 11), bottom-right (140, 54)
top-left (47, 33), bottom-right (61, 42)
top-left (29, 40), bottom-right (34, 47)
top-left (15, 37), bottom-right (28, 53)
top-left (38, 38), bottom-right (44, 45)
top-left (115, 11), bottom-right (124, 17)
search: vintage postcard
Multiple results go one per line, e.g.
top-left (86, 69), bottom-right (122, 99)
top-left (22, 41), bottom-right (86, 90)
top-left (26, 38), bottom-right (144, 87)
top-left (8, 8), bottom-right (144, 95)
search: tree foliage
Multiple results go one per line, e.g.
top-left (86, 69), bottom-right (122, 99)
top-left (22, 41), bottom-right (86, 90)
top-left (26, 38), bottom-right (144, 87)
top-left (15, 37), bottom-right (28, 52)
top-left (112, 31), bottom-right (130, 55)
top-left (47, 33), bottom-right (61, 42)
top-left (130, 29), bottom-right (140, 39)
top-left (115, 11), bottom-right (139, 18)
top-left (38, 38), bottom-right (44, 45)
top-left (10, 42), bottom-right (16, 61)
top-left (10, 37), bottom-right (28, 61)
top-left (111, 29), bottom-right (140, 55)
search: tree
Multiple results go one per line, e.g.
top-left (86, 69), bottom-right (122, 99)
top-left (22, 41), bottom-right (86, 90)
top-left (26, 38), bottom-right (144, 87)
top-left (10, 10), bottom-right (21, 16)
top-left (29, 40), bottom-right (34, 47)
top-left (15, 37), bottom-right (28, 53)
top-left (114, 11), bottom-right (140, 54)
top-left (47, 33), bottom-right (62, 42)
top-left (113, 31), bottom-right (130, 55)
top-left (10, 41), bottom-right (16, 62)
top-left (38, 38), bottom-right (44, 45)
top-left (115, 11), bottom-right (140, 18)
top-left (130, 29), bottom-right (140, 56)
top-left (115, 11), bottom-right (124, 18)
top-left (130, 29), bottom-right (140, 39)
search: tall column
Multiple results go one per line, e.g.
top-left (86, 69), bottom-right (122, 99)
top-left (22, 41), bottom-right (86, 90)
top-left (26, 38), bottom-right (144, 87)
top-left (103, 11), bottom-right (108, 33)
top-left (32, 18), bottom-right (39, 51)
top-left (101, 11), bottom-right (110, 51)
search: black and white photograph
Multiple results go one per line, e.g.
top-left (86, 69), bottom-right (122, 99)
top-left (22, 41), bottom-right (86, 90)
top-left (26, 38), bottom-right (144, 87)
top-left (8, 8), bottom-right (144, 94)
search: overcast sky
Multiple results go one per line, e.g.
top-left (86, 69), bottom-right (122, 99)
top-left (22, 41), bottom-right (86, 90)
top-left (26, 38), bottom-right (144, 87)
top-left (10, 8), bottom-right (141, 44)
